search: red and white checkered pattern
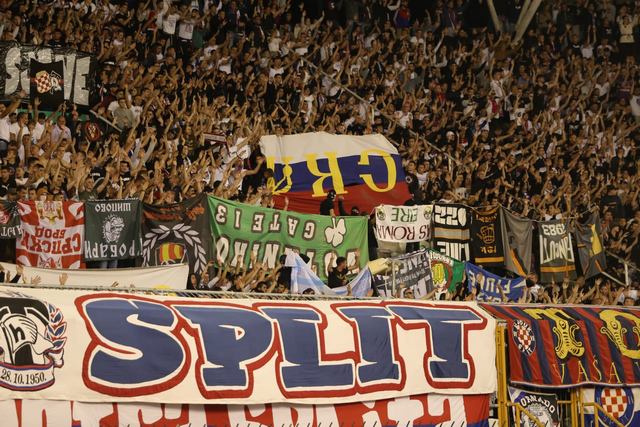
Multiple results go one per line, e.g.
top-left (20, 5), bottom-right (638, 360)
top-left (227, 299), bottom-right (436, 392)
top-left (513, 320), bottom-right (535, 354)
top-left (34, 71), bottom-right (52, 93)
top-left (601, 388), bottom-right (629, 418)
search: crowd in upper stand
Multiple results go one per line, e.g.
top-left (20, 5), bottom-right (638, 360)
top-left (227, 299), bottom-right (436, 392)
top-left (0, 0), bottom-right (639, 302)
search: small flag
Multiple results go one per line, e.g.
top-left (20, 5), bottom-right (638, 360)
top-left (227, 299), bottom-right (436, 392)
top-left (285, 251), bottom-right (335, 295)
top-left (334, 267), bottom-right (372, 297)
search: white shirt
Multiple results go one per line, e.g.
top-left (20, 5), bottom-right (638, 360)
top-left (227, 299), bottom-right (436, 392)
top-left (178, 19), bottom-right (195, 40)
top-left (631, 95), bottom-right (640, 118)
top-left (32, 121), bottom-right (45, 142)
top-left (0, 117), bottom-right (12, 141)
top-left (9, 122), bottom-right (29, 141)
top-left (162, 13), bottom-right (180, 35)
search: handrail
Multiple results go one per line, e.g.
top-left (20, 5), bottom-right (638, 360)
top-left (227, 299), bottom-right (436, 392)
top-left (581, 402), bottom-right (625, 427)
top-left (506, 402), bottom-right (547, 427)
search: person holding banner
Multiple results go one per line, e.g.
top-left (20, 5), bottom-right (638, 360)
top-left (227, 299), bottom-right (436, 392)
top-left (327, 251), bottom-right (360, 289)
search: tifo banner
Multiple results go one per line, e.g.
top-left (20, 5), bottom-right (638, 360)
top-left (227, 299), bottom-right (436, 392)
top-left (374, 204), bottom-right (432, 243)
top-left (582, 387), bottom-right (640, 427)
top-left (0, 286), bottom-right (496, 403)
top-left (84, 199), bottom-right (142, 261)
top-left (0, 262), bottom-right (188, 290)
top-left (0, 41), bottom-right (95, 106)
top-left (208, 196), bottom-right (368, 282)
top-left (500, 207), bottom-right (532, 276)
top-left (538, 220), bottom-right (576, 283)
top-left (466, 263), bottom-right (525, 302)
top-left (428, 249), bottom-right (465, 292)
top-left (482, 304), bottom-right (640, 387)
top-left (16, 201), bottom-right (84, 268)
top-left (0, 201), bottom-right (20, 239)
top-left (471, 207), bottom-right (504, 266)
top-left (574, 213), bottom-right (607, 279)
top-left (142, 195), bottom-right (211, 279)
top-left (374, 249), bottom-right (433, 298)
top-left (0, 394), bottom-right (491, 427)
top-left (432, 204), bottom-right (470, 261)
top-left (29, 59), bottom-right (64, 110)
top-left (509, 387), bottom-right (559, 427)
top-left (260, 132), bottom-right (411, 214)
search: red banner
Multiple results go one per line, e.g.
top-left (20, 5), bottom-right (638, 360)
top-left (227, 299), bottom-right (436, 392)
top-left (483, 304), bottom-right (640, 387)
top-left (1, 394), bottom-right (490, 426)
top-left (16, 201), bottom-right (84, 268)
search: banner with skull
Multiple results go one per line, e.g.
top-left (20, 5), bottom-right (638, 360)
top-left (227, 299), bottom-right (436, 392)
top-left (83, 200), bottom-right (142, 261)
top-left (142, 195), bottom-right (212, 281)
top-left (29, 59), bottom-right (64, 110)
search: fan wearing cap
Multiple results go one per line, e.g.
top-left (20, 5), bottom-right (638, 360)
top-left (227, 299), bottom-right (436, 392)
top-left (319, 189), bottom-right (348, 216)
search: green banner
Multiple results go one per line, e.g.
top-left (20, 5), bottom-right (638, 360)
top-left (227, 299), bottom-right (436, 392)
top-left (208, 196), bottom-right (369, 281)
top-left (428, 249), bottom-right (465, 292)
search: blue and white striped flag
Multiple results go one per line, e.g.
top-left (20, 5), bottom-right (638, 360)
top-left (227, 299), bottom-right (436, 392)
top-left (334, 267), bottom-right (373, 297)
top-left (285, 251), bottom-right (335, 295)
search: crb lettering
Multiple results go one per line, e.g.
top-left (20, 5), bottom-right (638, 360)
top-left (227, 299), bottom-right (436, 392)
top-left (174, 305), bottom-right (273, 392)
top-left (358, 149), bottom-right (397, 192)
top-left (259, 306), bottom-right (355, 392)
top-left (305, 153), bottom-right (346, 197)
top-left (79, 297), bottom-right (187, 395)
top-left (387, 304), bottom-right (485, 386)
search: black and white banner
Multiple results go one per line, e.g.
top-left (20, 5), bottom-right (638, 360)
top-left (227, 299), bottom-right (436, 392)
top-left (374, 249), bottom-right (433, 298)
top-left (538, 220), bottom-right (576, 283)
top-left (432, 204), bottom-right (470, 261)
top-left (509, 387), bottom-right (560, 427)
top-left (374, 204), bottom-right (432, 243)
top-left (0, 42), bottom-right (95, 106)
top-left (0, 200), bottom-right (20, 239)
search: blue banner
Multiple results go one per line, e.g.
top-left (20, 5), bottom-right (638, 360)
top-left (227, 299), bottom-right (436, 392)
top-left (466, 263), bottom-right (526, 302)
top-left (582, 387), bottom-right (640, 426)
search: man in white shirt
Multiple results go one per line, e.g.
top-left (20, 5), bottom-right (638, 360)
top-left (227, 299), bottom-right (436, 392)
top-left (51, 116), bottom-right (71, 143)
top-left (631, 87), bottom-right (640, 122)
top-left (9, 112), bottom-right (29, 143)
top-left (0, 93), bottom-right (23, 155)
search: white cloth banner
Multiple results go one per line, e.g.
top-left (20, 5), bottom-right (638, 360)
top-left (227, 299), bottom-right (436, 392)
top-left (0, 286), bottom-right (496, 405)
top-left (0, 394), bottom-right (490, 426)
top-left (374, 204), bottom-right (433, 243)
top-left (0, 263), bottom-right (189, 290)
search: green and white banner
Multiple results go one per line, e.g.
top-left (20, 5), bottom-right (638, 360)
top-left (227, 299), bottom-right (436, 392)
top-left (208, 196), bottom-right (368, 281)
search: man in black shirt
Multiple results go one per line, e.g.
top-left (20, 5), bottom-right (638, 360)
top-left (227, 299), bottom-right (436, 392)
top-left (319, 190), bottom-right (348, 216)
top-left (327, 251), bottom-right (360, 289)
top-left (0, 165), bottom-right (16, 198)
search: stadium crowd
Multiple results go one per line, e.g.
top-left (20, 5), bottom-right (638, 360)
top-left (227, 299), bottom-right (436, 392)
top-left (0, 0), bottom-right (639, 303)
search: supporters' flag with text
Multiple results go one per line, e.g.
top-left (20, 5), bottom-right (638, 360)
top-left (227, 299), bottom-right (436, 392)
top-left (509, 387), bottom-right (560, 427)
top-left (208, 196), bottom-right (368, 282)
top-left (374, 204), bottom-right (432, 243)
top-left (374, 249), bottom-right (433, 298)
top-left (428, 249), bottom-right (465, 292)
top-left (538, 220), bottom-right (576, 283)
top-left (286, 251), bottom-right (335, 295)
top-left (83, 199), bottom-right (142, 261)
top-left (471, 206), bottom-right (504, 266)
top-left (500, 207), bottom-right (533, 276)
top-left (142, 195), bottom-right (212, 280)
top-left (0, 201), bottom-right (20, 239)
top-left (482, 304), bottom-right (640, 387)
top-left (574, 213), bottom-right (607, 279)
top-left (16, 201), bottom-right (84, 268)
top-left (29, 59), bottom-right (64, 109)
top-left (466, 262), bottom-right (526, 302)
top-left (582, 387), bottom-right (640, 427)
top-left (260, 132), bottom-right (411, 214)
top-left (432, 204), bottom-right (471, 261)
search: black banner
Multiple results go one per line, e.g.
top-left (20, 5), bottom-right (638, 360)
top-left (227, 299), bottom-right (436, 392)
top-left (432, 204), bottom-right (470, 261)
top-left (0, 42), bottom-right (95, 106)
top-left (30, 60), bottom-right (64, 110)
top-left (538, 220), bottom-right (576, 283)
top-left (142, 195), bottom-right (212, 279)
top-left (471, 206), bottom-right (504, 266)
top-left (374, 249), bottom-right (433, 298)
top-left (83, 200), bottom-right (142, 261)
top-left (0, 201), bottom-right (20, 239)
top-left (574, 213), bottom-right (607, 279)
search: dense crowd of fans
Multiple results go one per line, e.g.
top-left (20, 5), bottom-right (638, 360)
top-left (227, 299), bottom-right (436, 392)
top-left (0, 0), bottom-right (639, 303)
